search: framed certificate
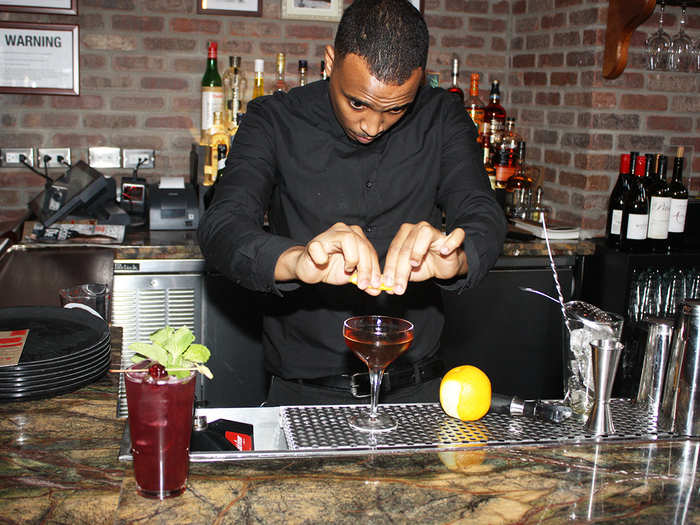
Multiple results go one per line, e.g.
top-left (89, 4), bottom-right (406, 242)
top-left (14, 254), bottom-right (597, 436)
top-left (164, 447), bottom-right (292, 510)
top-left (0, 22), bottom-right (79, 96)
top-left (198, 0), bottom-right (262, 17)
top-left (0, 0), bottom-right (78, 15)
top-left (281, 0), bottom-right (343, 22)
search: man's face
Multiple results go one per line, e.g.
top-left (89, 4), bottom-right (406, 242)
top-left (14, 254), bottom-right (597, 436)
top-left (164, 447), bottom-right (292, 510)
top-left (325, 48), bottom-right (423, 145)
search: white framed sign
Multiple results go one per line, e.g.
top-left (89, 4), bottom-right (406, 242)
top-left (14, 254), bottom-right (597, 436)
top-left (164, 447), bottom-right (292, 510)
top-left (0, 0), bottom-right (77, 15)
top-left (198, 0), bottom-right (262, 17)
top-left (281, 0), bottom-right (343, 22)
top-left (0, 22), bottom-right (79, 96)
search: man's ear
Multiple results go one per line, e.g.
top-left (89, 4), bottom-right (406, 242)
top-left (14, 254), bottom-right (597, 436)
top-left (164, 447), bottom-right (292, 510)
top-left (324, 45), bottom-right (335, 77)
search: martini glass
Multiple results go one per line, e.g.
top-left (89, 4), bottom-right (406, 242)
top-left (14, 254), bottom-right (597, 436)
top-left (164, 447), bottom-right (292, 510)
top-left (343, 315), bottom-right (414, 432)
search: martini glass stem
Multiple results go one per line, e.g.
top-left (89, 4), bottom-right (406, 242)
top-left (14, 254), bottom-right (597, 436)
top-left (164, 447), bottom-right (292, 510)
top-left (368, 367), bottom-right (384, 420)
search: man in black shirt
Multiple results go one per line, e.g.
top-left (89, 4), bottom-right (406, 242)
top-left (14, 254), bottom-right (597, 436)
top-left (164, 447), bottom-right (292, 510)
top-left (198, 0), bottom-right (506, 405)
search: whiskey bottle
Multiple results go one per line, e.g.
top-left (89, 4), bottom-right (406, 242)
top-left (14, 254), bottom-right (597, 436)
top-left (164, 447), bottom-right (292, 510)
top-left (668, 146), bottom-right (689, 252)
top-left (201, 41), bottom-right (224, 141)
top-left (647, 154), bottom-right (671, 253)
top-left (298, 60), bottom-right (308, 87)
top-left (606, 153), bottom-right (631, 249)
top-left (620, 155), bottom-right (649, 252)
top-left (484, 80), bottom-right (506, 126)
top-left (504, 141), bottom-right (532, 220)
top-left (466, 73), bottom-right (485, 132)
top-left (274, 52), bottom-right (288, 93)
top-left (203, 111), bottom-right (228, 187)
top-left (447, 57), bottom-right (464, 104)
top-left (252, 59), bottom-right (265, 99)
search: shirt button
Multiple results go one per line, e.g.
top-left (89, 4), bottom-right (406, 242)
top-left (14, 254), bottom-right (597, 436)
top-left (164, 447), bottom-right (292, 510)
top-left (365, 180), bottom-right (374, 189)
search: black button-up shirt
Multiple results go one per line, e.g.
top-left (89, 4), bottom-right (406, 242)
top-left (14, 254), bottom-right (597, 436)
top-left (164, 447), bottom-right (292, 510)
top-left (198, 80), bottom-right (505, 379)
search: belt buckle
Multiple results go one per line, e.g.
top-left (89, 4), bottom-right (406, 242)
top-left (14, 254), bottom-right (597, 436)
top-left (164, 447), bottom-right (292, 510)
top-left (349, 372), bottom-right (371, 398)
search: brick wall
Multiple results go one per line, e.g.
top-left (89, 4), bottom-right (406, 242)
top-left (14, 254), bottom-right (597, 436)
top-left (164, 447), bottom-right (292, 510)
top-left (510, 0), bottom-right (699, 234)
top-left (0, 0), bottom-right (697, 236)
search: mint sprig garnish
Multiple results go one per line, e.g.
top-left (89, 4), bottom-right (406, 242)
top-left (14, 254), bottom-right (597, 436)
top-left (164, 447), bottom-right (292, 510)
top-left (130, 326), bottom-right (213, 379)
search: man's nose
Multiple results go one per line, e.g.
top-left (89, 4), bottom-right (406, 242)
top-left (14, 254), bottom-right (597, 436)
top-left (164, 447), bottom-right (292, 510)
top-left (360, 112), bottom-right (383, 138)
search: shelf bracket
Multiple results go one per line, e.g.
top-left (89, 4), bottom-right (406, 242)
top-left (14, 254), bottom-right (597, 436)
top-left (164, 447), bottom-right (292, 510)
top-left (603, 0), bottom-right (655, 79)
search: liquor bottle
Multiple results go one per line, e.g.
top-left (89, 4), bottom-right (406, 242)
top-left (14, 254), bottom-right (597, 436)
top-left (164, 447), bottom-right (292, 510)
top-left (252, 59), bottom-right (265, 99)
top-left (484, 80), bottom-right (506, 126)
top-left (480, 121), bottom-right (496, 189)
top-left (447, 57), bottom-right (464, 104)
top-left (647, 154), bottom-right (671, 253)
top-left (320, 60), bottom-right (328, 80)
top-left (203, 111), bottom-right (228, 187)
top-left (501, 117), bottom-right (520, 162)
top-left (504, 142), bottom-right (532, 220)
top-left (605, 153), bottom-right (631, 249)
top-left (201, 41), bottom-right (224, 141)
top-left (274, 52), bottom-right (288, 93)
top-left (203, 143), bottom-right (228, 210)
top-left (298, 60), bottom-right (308, 87)
top-left (528, 186), bottom-right (545, 223)
top-left (466, 73), bottom-right (485, 132)
top-left (668, 146), bottom-right (689, 251)
top-left (222, 56), bottom-right (245, 134)
top-left (620, 155), bottom-right (649, 252)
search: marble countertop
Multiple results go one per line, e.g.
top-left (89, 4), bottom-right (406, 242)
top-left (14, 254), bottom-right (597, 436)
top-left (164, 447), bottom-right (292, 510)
top-left (14, 227), bottom-right (596, 260)
top-left (1, 377), bottom-right (698, 524)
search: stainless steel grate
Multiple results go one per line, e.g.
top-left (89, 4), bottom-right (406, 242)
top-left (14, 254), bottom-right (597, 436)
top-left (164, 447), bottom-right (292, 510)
top-left (281, 400), bottom-right (674, 450)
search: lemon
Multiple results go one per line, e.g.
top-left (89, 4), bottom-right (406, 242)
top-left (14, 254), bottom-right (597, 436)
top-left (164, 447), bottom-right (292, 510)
top-left (439, 365), bottom-right (492, 421)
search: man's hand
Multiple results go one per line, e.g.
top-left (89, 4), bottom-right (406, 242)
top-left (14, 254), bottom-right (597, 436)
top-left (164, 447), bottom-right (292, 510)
top-left (381, 222), bottom-right (467, 295)
top-left (274, 222), bottom-right (384, 295)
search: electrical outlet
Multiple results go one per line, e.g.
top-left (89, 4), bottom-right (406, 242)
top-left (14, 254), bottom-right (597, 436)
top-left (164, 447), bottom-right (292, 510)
top-left (38, 148), bottom-right (71, 168)
top-left (88, 147), bottom-right (121, 168)
top-left (1, 148), bottom-right (34, 167)
top-left (122, 149), bottom-right (155, 169)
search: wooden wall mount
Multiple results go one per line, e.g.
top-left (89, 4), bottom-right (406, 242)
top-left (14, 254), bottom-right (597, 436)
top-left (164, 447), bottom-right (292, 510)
top-left (603, 0), bottom-right (656, 79)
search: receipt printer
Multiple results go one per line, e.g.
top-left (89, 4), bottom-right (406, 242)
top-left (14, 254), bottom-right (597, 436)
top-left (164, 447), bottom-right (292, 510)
top-left (148, 179), bottom-right (199, 230)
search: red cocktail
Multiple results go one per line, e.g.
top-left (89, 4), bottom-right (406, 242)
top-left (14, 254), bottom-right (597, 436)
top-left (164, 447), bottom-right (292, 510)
top-left (343, 316), bottom-right (414, 432)
top-left (125, 361), bottom-right (196, 499)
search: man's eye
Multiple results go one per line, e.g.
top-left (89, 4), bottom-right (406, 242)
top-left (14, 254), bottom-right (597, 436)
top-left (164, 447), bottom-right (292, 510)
top-left (389, 107), bottom-right (405, 114)
top-left (349, 100), bottom-right (364, 110)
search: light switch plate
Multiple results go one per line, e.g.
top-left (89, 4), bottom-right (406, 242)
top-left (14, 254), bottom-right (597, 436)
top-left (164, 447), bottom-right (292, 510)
top-left (88, 147), bottom-right (121, 168)
top-left (122, 149), bottom-right (155, 169)
top-left (38, 148), bottom-right (71, 168)
top-left (1, 148), bottom-right (34, 167)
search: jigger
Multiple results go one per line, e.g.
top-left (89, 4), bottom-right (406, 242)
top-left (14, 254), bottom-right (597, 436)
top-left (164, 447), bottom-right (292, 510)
top-left (585, 339), bottom-right (624, 435)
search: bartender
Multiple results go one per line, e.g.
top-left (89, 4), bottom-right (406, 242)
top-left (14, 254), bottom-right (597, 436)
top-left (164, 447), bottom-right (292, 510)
top-left (198, 0), bottom-right (506, 405)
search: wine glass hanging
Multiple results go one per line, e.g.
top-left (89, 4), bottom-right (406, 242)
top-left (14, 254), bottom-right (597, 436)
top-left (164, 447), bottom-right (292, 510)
top-left (668, 5), bottom-right (694, 72)
top-left (645, 1), bottom-right (671, 71)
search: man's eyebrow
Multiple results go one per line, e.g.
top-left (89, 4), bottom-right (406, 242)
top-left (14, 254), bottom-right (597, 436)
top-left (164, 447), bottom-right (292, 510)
top-left (347, 94), bottom-right (410, 113)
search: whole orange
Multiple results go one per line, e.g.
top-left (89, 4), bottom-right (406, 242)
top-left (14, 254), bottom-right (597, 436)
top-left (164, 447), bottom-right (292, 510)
top-left (439, 365), bottom-right (492, 421)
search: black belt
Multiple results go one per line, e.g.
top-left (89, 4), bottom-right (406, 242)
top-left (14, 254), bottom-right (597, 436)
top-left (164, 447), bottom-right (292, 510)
top-left (289, 358), bottom-right (444, 399)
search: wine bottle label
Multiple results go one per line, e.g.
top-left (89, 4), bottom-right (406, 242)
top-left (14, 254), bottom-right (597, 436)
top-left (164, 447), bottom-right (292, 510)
top-left (610, 209), bottom-right (622, 235)
top-left (669, 198), bottom-right (688, 233)
top-left (201, 87), bottom-right (224, 131)
top-left (647, 196), bottom-right (671, 239)
top-left (626, 213), bottom-right (648, 240)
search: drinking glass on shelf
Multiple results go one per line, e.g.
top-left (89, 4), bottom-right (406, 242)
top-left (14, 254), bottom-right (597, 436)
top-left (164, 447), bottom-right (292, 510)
top-left (693, 37), bottom-right (700, 73)
top-left (641, 267), bottom-right (664, 318)
top-left (645, 1), bottom-right (671, 71)
top-left (661, 267), bottom-right (687, 317)
top-left (343, 315), bottom-right (414, 432)
top-left (668, 5), bottom-right (693, 72)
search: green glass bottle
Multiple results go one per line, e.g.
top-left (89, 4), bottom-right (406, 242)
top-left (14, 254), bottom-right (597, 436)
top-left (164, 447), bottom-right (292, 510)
top-left (201, 41), bottom-right (223, 141)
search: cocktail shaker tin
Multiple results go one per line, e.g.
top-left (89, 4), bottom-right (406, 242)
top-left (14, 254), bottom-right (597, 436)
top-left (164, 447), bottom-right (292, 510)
top-left (635, 316), bottom-right (674, 417)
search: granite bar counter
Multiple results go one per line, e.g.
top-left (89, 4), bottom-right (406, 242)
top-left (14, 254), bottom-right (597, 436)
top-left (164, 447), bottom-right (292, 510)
top-left (1, 377), bottom-right (698, 525)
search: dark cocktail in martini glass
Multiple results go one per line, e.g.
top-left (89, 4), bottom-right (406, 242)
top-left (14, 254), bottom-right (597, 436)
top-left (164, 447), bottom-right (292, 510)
top-left (343, 315), bottom-right (414, 432)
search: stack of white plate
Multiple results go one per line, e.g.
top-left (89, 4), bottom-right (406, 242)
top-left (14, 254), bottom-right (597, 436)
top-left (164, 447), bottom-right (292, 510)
top-left (0, 306), bottom-right (110, 401)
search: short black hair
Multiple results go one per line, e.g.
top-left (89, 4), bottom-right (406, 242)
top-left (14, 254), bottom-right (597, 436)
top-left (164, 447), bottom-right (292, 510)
top-left (334, 0), bottom-right (428, 84)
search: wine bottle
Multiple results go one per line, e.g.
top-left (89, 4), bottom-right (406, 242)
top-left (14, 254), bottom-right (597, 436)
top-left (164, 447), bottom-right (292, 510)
top-left (298, 60), bottom-right (308, 87)
top-left (466, 73), bottom-right (485, 132)
top-left (202, 111), bottom-right (228, 187)
top-left (620, 155), bottom-right (649, 252)
top-left (252, 59), bottom-right (265, 99)
top-left (484, 80), bottom-right (506, 126)
top-left (647, 154), bottom-right (671, 253)
top-left (642, 153), bottom-right (656, 190)
top-left (201, 41), bottom-right (224, 140)
top-left (447, 57), bottom-right (464, 104)
top-left (668, 146), bottom-right (689, 252)
top-left (606, 153), bottom-right (631, 249)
